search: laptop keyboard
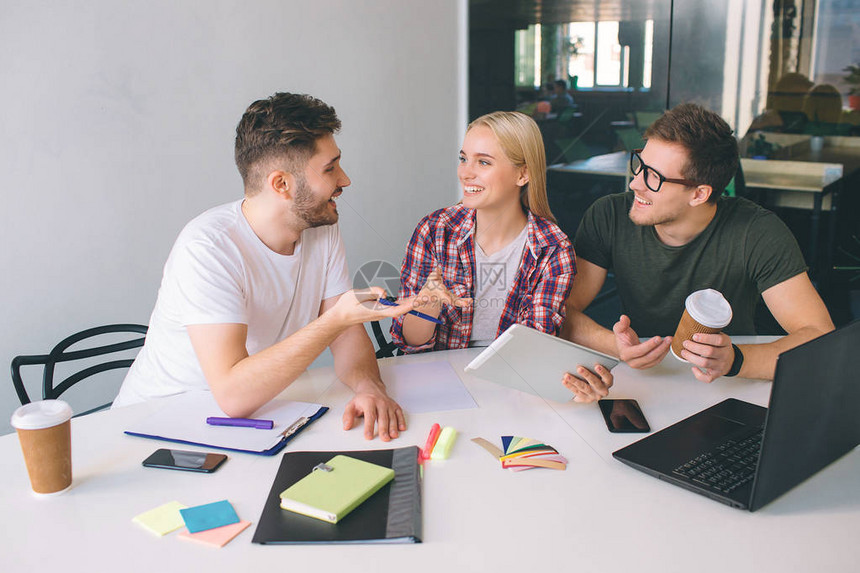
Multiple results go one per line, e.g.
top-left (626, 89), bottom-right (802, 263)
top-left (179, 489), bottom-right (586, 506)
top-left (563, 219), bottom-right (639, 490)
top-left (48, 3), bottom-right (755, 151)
top-left (672, 426), bottom-right (764, 493)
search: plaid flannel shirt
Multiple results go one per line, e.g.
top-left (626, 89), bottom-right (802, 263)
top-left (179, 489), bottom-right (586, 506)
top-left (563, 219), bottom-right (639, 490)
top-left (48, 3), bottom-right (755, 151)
top-left (391, 204), bottom-right (575, 353)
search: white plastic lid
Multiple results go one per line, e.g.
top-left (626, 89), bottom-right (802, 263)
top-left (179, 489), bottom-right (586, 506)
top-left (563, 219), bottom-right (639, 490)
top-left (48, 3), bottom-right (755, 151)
top-left (685, 289), bottom-right (732, 329)
top-left (10, 400), bottom-right (73, 430)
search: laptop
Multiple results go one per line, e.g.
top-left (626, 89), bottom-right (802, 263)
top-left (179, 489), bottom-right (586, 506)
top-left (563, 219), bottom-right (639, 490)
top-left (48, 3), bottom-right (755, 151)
top-left (613, 320), bottom-right (860, 511)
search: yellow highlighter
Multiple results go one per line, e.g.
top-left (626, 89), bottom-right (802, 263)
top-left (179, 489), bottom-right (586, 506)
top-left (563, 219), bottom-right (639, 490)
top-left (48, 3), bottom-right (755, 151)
top-left (430, 427), bottom-right (458, 460)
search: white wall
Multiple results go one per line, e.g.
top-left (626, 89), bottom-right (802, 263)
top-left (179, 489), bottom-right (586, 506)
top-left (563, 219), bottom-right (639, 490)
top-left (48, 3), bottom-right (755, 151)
top-left (0, 0), bottom-right (465, 434)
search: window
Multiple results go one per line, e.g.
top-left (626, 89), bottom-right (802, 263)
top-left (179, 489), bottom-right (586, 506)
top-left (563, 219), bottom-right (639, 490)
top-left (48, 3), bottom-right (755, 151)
top-left (570, 21), bottom-right (654, 88)
top-left (514, 25), bottom-right (540, 87)
top-left (514, 20), bottom-right (654, 90)
top-left (568, 23), bottom-right (595, 87)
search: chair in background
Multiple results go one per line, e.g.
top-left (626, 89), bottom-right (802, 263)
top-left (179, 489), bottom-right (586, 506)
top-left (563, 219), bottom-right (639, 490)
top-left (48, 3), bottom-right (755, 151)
top-left (584, 273), bottom-right (621, 329)
top-left (556, 106), bottom-right (582, 136)
top-left (553, 137), bottom-right (591, 164)
top-left (633, 110), bottom-right (663, 132)
top-left (11, 324), bottom-right (148, 416)
top-left (724, 162), bottom-right (756, 203)
top-left (370, 321), bottom-right (399, 359)
top-left (614, 127), bottom-right (645, 152)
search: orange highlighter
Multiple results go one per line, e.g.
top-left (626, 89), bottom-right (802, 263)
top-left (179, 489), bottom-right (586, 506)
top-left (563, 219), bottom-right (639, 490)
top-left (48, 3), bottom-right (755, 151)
top-left (421, 423), bottom-right (442, 460)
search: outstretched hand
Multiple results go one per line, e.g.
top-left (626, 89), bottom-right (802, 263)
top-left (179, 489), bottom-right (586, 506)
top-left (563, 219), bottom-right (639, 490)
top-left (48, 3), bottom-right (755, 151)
top-left (414, 267), bottom-right (471, 312)
top-left (328, 287), bottom-right (416, 326)
top-left (613, 315), bottom-right (671, 369)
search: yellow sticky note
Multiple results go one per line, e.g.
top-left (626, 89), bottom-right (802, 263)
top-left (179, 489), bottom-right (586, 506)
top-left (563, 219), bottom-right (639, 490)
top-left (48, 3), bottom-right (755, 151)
top-left (430, 427), bottom-right (458, 460)
top-left (133, 501), bottom-right (188, 536)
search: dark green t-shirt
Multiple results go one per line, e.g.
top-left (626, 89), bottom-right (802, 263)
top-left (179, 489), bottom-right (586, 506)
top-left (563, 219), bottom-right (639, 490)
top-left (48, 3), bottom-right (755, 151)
top-left (574, 193), bottom-right (808, 336)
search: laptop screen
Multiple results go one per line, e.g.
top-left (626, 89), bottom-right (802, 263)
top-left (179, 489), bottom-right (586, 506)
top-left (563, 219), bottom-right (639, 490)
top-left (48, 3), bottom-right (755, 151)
top-left (750, 320), bottom-right (860, 510)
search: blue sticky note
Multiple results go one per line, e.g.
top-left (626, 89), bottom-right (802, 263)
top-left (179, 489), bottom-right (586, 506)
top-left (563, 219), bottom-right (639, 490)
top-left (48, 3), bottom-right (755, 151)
top-left (179, 500), bottom-right (240, 533)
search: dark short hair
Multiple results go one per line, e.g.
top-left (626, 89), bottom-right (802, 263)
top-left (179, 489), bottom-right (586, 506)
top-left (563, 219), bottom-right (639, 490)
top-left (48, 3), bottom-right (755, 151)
top-left (234, 93), bottom-right (341, 194)
top-left (644, 103), bottom-right (738, 203)
top-left (555, 79), bottom-right (568, 90)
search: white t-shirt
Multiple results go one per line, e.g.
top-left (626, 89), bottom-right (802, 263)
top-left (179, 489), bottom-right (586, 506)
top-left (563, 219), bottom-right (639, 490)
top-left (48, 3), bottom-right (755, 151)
top-left (113, 200), bottom-right (350, 407)
top-left (470, 225), bottom-right (529, 346)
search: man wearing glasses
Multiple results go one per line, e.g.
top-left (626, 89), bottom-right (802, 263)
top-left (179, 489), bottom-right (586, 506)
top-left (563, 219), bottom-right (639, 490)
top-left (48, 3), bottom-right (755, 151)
top-left (559, 103), bottom-right (834, 402)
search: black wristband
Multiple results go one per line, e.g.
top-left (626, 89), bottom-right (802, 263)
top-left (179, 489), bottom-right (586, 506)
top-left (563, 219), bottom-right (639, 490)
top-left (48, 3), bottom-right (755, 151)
top-left (726, 344), bottom-right (744, 377)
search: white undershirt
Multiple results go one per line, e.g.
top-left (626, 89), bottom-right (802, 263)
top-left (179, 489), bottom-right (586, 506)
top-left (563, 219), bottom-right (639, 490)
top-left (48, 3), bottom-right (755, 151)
top-left (470, 224), bottom-right (529, 346)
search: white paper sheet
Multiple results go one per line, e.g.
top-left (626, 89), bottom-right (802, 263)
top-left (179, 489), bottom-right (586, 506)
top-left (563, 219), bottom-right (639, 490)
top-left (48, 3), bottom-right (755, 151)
top-left (378, 361), bottom-right (477, 414)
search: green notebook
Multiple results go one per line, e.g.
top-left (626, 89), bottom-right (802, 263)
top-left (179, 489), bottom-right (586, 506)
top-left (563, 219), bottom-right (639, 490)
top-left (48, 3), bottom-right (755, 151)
top-left (279, 455), bottom-right (395, 524)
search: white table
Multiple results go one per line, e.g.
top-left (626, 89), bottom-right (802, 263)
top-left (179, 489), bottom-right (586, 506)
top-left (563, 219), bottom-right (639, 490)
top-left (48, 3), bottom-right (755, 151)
top-left (3, 341), bottom-right (859, 572)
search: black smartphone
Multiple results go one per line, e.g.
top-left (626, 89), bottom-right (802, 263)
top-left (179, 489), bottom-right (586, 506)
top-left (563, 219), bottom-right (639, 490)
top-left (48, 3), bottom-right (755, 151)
top-left (598, 399), bottom-right (651, 433)
top-left (142, 448), bottom-right (228, 473)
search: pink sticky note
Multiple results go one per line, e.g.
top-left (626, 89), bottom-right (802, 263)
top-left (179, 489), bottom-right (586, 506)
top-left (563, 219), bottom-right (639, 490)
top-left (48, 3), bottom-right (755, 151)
top-left (177, 520), bottom-right (251, 548)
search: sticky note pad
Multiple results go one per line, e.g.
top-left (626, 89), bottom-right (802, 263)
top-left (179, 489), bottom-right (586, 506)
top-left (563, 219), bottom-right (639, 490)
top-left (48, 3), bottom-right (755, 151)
top-left (178, 520), bottom-right (251, 548)
top-left (179, 500), bottom-right (240, 533)
top-left (430, 426), bottom-right (457, 460)
top-left (132, 501), bottom-right (188, 536)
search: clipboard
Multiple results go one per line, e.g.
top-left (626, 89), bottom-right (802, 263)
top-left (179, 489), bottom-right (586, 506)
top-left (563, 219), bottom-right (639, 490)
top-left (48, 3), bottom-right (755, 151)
top-left (124, 391), bottom-right (328, 456)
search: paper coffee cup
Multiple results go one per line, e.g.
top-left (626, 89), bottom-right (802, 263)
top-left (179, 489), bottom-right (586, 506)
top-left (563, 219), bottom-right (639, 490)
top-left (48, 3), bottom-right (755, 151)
top-left (670, 289), bottom-right (732, 362)
top-left (11, 400), bottom-right (74, 496)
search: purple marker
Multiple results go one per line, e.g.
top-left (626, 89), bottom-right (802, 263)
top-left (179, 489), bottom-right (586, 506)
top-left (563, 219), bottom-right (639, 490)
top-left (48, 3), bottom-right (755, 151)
top-left (206, 417), bottom-right (274, 430)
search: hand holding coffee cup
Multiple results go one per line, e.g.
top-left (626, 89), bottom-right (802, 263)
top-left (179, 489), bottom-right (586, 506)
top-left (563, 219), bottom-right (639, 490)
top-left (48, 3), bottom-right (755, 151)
top-left (671, 289), bottom-right (732, 362)
top-left (11, 400), bottom-right (74, 496)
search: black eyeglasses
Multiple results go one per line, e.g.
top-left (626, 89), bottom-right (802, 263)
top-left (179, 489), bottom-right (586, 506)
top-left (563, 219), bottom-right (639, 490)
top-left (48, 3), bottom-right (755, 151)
top-left (630, 149), bottom-right (700, 192)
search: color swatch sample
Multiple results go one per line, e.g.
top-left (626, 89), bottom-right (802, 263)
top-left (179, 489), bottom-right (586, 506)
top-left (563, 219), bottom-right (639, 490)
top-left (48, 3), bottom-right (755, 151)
top-left (473, 436), bottom-right (567, 471)
top-left (500, 436), bottom-right (567, 471)
top-left (132, 501), bottom-right (188, 536)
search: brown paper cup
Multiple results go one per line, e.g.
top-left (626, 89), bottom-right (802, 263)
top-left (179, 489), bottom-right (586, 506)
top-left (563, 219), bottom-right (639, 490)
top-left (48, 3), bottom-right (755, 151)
top-left (11, 400), bottom-right (73, 496)
top-left (670, 289), bottom-right (733, 363)
top-left (671, 309), bottom-right (722, 361)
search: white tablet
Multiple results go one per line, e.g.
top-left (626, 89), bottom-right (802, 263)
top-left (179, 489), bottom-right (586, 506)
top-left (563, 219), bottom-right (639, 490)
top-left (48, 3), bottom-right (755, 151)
top-left (464, 324), bottom-right (620, 403)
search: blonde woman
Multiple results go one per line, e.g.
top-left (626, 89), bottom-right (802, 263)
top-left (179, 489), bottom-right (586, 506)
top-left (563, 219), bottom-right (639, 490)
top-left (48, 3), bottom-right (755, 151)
top-left (391, 111), bottom-right (575, 352)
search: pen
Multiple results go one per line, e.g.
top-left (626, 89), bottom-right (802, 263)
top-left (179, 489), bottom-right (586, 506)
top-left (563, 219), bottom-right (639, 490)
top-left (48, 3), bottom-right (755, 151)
top-left (377, 297), bottom-right (444, 325)
top-left (206, 417), bottom-right (274, 430)
top-left (422, 423), bottom-right (442, 460)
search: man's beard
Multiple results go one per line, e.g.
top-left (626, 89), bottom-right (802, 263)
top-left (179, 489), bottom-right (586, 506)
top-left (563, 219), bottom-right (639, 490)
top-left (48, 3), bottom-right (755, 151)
top-left (628, 199), bottom-right (682, 228)
top-left (292, 173), bottom-right (339, 228)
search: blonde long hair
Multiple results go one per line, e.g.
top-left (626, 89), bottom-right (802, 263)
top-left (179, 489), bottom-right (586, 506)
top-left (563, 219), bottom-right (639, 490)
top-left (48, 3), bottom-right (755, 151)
top-left (466, 111), bottom-right (556, 222)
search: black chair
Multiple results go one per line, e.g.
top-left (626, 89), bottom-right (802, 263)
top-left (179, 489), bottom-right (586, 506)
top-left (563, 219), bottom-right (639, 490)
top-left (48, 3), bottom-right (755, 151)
top-left (725, 162), bottom-right (751, 201)
top-left (370, 320), bottom-right (400, 359)
top-left (613, 127), bottom-right (645, 152)
top-left (584, 273), bottom-right (621, 329)
top-left (12, 324), bottom-right (148, 416)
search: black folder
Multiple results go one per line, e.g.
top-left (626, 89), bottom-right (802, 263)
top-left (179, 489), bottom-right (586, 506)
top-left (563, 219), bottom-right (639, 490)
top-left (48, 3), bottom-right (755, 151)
top-left (252, 446), bottom-right (423, 544)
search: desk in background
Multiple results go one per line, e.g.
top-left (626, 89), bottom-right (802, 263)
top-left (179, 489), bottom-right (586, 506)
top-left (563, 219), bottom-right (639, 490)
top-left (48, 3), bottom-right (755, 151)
top-left (547, 151), bottom-right (630, 239)
top-left (741, 136), bottom-right (860, 290)
top-left (548, 150), bottom-right (630, 182)
top-left (2, 342), bottom-right (858, 572)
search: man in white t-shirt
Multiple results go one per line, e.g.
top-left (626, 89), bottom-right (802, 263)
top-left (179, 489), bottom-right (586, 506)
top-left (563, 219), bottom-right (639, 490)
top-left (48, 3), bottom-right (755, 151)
top-left (114, 93), bottom-right (415, 441)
